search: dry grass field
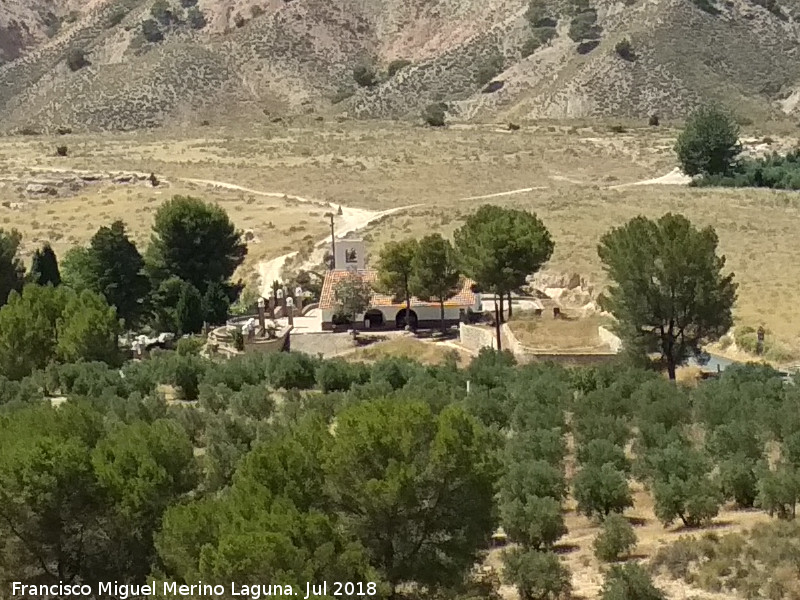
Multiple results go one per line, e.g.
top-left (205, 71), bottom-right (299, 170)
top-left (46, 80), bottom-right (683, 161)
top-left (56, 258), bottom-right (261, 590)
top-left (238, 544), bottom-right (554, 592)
top-left (1, 120), bottom-right (798, 355)
top-left (508, 314), bottom-right (611, 352)
top-left (347, 336), bottom-right (473, 367)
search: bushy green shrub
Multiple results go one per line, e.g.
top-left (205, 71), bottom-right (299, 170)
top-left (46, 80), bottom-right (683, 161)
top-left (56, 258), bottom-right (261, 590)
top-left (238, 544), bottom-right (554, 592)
top-left (506, 428), bottom-right (567, 466)
top-left (633, 378), bottom-right (692, 432)
top-left (756, 464), bottom-right (800, 519)
top-left (522, 37), bottom-right (541, 57)
top-left (719, 457), bottom-right (758, 508)
top-left (66, 47), bottom-right (89, 71)
top-left (265, 352), bottom-right (317, 390)
top-left (601, 564), bottom-right (665, 600)
top-left (151, 0), bottom-right (175, 25)
top-left (694, 149), bottom-right (800, 190)
top-left (614, 38), bottom-right (635, 61)
top-left (706, 420), bottom-right (763, 461)
top-left (202, 353), bottom-right (267, 391)
top-left (576, 438), bottom-right (630, 473)
top-left (751, 0), bottom-right (785, 17)
top-left (500, 495), bottom-right (567, 549)
top-left (229, 384), bottom-right (275, 420)
top-left (167, 403), bottom-right (206, 445)
top-left (353, 64), bottom-right (378, 88)
top-left (569, 10), bottom-right (601, 42)
top-left (594, 513), bottom-right (637, 561)
top-left (370, 357), bottom-right (424, 390)
top-left (198, 383), bottom-right (230, 413)
top-left (203, 412), bottom-right (257, 491)
top-left (474, 53), bottom-right (504, 86)
top-left (141, 19), bottom-right (164, 42)
top-left (172, 355), bottom-right (205, 400)
top-left (535, 26), bottom-right (558, 42)
top-left (176, 337), bottom-right (205, 356)
top-left (650, 535), bottom-right (702, 579)
top-left (316, 359), bottom-right (369, 393)
top-left (422, 103), bottom-right (447, 127)
top-left (502, 548), bottom-right (572, 600)
top-left (573, 412), bottom-right (630, 447)
top-left (387, 59), bottom-right (411, 77)
top-left (468, 348), bottom-right (517, 389)
top-left (675, 104), bottom-right (741, 177)
top-left (187, 7), bottom-right (207, 29)
top-left (524, 0), bottom-right (549, 26)
top-left (47, 361), bottom-right (127, 398)
top-left (650, 525), bottom-right (800, 595)
top-left (107, 8), bottom-right (127, 27)
top-left (502, 460), bottom-right (568, 502)
top-left (690, 0), bottom-right (720, 14)
top-left (573, 463), bottom-right (633, 518)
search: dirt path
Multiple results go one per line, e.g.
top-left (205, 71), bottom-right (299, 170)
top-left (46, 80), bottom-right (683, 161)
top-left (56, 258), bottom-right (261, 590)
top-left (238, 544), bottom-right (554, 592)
top-left (181, 178), bottom-right (422, 294)
top-left (609, 167), bottom-right (692, 189)
top-left (459, 187), bottom-right (547, 201)
top-left (258, 203), bottom-right (419, 295)
top-left (24, 167), bottom-right (420, 294)
top-left (19, 165), bottom-right (690, 296)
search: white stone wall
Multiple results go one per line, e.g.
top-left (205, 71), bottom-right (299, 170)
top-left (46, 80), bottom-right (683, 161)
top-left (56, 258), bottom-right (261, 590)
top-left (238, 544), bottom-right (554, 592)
top-left (598, 326), bottom-right (623, 353)
top-left (324, 305), bottom-right (465, 327)
top-left (459, 323), bottom-right (497, 352)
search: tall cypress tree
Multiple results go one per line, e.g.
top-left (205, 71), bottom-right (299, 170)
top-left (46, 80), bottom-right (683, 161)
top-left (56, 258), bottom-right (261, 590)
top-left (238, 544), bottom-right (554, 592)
top-left (0, 228), bottom-right (25, 306)
top-left (29, 243), bottom-right (62, 287)
top-left (89, 221), bottom-right (150, 327)
top-left (175, 281), bottom-right (204, 335)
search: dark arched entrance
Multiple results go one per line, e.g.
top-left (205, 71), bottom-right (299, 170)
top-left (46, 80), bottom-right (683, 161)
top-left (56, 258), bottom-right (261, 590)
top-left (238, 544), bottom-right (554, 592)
top-left (364, 309), bottom-right (385, 329)
top-left (395, 309), bottom-right (418, 330)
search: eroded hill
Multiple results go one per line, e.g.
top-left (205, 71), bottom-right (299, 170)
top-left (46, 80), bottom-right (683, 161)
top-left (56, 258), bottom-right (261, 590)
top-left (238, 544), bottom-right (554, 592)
top-left (1, 0), bottom-right (799, 131)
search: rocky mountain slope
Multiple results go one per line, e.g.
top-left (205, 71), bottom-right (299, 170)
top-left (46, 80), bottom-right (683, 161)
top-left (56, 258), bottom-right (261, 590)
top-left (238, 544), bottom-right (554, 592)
top-left (1, 0), bottom-right (799, 131)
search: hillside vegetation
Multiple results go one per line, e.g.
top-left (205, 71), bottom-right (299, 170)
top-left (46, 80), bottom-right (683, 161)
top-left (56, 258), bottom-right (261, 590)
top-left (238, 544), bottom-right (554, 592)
top-left (1, 0), bottom-right (800, 131)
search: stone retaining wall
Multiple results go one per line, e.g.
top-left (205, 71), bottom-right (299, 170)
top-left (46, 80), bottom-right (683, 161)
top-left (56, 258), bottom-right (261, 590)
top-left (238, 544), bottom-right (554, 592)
top-left (459, 322), bottom-right (620, 367)
top-left (598, 326), bottom-right (623, 353)
top-left (459, 323), bottom-right (497, 353)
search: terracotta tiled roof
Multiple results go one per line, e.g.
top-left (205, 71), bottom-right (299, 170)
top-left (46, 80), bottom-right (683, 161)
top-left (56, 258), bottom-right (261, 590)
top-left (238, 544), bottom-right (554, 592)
top-left (319, 269), bottom-right (478, 310)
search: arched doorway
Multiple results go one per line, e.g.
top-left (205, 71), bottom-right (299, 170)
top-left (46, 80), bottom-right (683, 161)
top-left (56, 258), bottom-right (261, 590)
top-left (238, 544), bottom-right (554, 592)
top-left (364, 309), bottom-right (385, 329)
top-left (395, 309), bottom-right (418, 330)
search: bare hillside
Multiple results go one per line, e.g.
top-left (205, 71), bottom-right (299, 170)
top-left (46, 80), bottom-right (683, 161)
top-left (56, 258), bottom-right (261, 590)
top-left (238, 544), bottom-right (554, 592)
top-left (1, 0), bottom-right (799, 131)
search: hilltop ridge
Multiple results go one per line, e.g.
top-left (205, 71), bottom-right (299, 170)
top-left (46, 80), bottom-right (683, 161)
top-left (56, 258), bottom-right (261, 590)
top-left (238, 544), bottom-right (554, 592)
top-left (1, 0), bottom-right (799, 131)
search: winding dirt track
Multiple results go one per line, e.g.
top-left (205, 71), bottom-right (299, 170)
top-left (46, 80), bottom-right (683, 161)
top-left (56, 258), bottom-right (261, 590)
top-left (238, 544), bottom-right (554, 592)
top-left (21, 166), bottom-right (689, 292)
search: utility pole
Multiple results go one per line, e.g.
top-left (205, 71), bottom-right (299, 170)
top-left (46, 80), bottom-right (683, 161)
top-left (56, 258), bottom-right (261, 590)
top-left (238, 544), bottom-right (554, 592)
top-left (327, 212), bottom-right (336, 269)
